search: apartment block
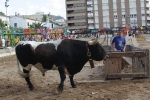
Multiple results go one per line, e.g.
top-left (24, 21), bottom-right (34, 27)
top-left (66, 0), bottom-right (150, 30)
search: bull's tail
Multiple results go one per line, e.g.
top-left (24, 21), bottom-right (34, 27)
top-left (16, 57), bottom-right (29, 78)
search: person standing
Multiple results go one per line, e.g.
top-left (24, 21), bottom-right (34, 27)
top-left (14, 36), bottom-right (20, 46)
top-left (110, 32), bottom-right (116, 50)
top-left (2, 38), bottom-right (5, 48)
top-left (125, 24), bottom-right (130, 38)
top-left (110, 31), bottom-right (115, 43)
top-left (111, 30), bottom-right (126, 52)
top-left (111, 30), bottom-right (127, 73)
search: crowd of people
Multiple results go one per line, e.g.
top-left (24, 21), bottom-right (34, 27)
top-left (0, 24), bottom-right (146, 48)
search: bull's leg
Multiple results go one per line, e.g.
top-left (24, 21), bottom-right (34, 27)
top-left (69, 75), bottom-right (76, 88)
top-left (23, 69), bottom-right (34, 90)
top-left (57, 66), bottom-right (66, 93)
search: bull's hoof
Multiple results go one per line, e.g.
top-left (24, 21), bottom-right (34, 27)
top-left (57, 86), bottom-right (63, 93)
top-left (29, 86), bottom-right (35, 90)
top-left (71, 84), bottom-right (77, 88)
top-left (72, 84), bottom-right (77, 88)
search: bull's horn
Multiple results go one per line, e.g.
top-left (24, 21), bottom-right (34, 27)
top-left (88, 37), bottom-right (98, 45)
top-left (100, 33), bottom-right (106, 44)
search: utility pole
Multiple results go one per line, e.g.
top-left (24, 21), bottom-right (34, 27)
top-left (5, 0), bottom-right (9, 28)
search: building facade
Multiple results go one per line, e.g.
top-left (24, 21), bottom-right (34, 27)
top-left (66, 0), bottom-right (88, 30)
top-left (66, 0), bottom-right (150, 30)
top-left (9, 16), bottom-right (41, 28)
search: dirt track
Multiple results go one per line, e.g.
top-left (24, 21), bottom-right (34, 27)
top-left (0, 35), bottom-right (150, 100)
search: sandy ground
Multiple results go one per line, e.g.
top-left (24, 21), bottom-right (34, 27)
top-left (0, 35), bottom-right (150, 100)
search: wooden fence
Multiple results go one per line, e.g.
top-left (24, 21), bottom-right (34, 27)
top-left (103, 45), bottom-right (149, 79)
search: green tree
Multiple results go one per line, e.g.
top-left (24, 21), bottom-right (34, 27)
top-left (0, 18), bottom-right (5, 28)
top-left (29, 22), bottom-right (42, 28)
top-left (42, 15), bottom-right (47, 22)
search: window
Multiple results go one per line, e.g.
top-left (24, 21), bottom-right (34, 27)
top-left (14, 23), bottom-right (17, 27)
top-left (134, 14), bottom-right (137, 18)
top-left (130, 14), bottom-right (134, 18)
top-left (122, 15), bottom-right (125, 18)
top-left (88, 13), bottom-right (93, 17)
top-left (102, 3), bottom-right (108, 6)
top-left (114, 15), bottom-right (117, 19)
top-left (27, 22), bottom-right (29, 26)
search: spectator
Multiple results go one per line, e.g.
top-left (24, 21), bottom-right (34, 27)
top-left (110, 31), bottom-right (115, 43)
top-left (14, 36), bottom-right (20, 46)
top-left (128, 31), bottom-right (132, 43)
top-left (111, 30), bottom-right (126, 52)
top-left (111, 30), bottom-right (127, 73)
top-left (2, 38), bottom-right (5, 48)
top-left (110, 32), bottom-right (115, 50)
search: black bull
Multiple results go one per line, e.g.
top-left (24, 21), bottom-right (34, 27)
top-left (15, 39), bottom-right (107, 93)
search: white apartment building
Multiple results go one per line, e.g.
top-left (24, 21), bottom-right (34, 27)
top-left (66, 0), bottom-right (150, 30)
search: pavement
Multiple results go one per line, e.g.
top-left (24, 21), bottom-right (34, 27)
top-left (0, 47), bottom-right (15, 58)
top-left (0, 47), bottom-right (15, 54)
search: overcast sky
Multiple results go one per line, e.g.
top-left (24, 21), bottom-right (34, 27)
top-left (0, 0), bottom-right (150, 19)
top-left (0, 0), bottom-right (66, 18)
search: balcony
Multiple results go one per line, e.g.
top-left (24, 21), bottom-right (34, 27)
top-left (147, 16), bottom-right (150, 20)
top-left (87, 7), bottom-right (93, 11)
top-left (88, 19), bottom-right (94, 23)
top-left (147, 10), bottom-right (150, 14)
top-left (88, 26), bottom-right (94, 29)
top-left (87, 1), bottom-right (92, 5)
top-left (114, 19), bottom-right (118, 22)
top-left (68, 25), bottom-right (87, 29)
top-left (146, 4), bottom-right (150, 8)
top-left (67, 19), bottom-right (86, 23)
top-left (147, 23), bottom-right (150, 26)
top-left (103, 6), bottom-right (109, 9)
top-left (67, 6), bottom-right (85, 10)
top-left (66, 0), bottom-right (85, 4)
top-left (67, 13), bottom-right (86, 17)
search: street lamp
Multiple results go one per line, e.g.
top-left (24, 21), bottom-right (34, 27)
top-left (5, 0), bottom-right (9, 27)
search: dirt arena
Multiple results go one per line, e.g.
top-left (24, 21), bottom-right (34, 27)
top-left (0, 35), bottom-right (150, 100)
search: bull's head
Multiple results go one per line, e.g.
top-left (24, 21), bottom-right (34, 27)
top-left (87, 34), bottom-right (108, 61)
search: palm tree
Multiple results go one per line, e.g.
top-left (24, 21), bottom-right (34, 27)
top-left (29, 22), bottom-right (43, 33)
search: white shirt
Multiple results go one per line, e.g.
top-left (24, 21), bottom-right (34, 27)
top-left (2, 39), bottom-right (5, 47)
top-left (110, 36), bottom-right (114, 43)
